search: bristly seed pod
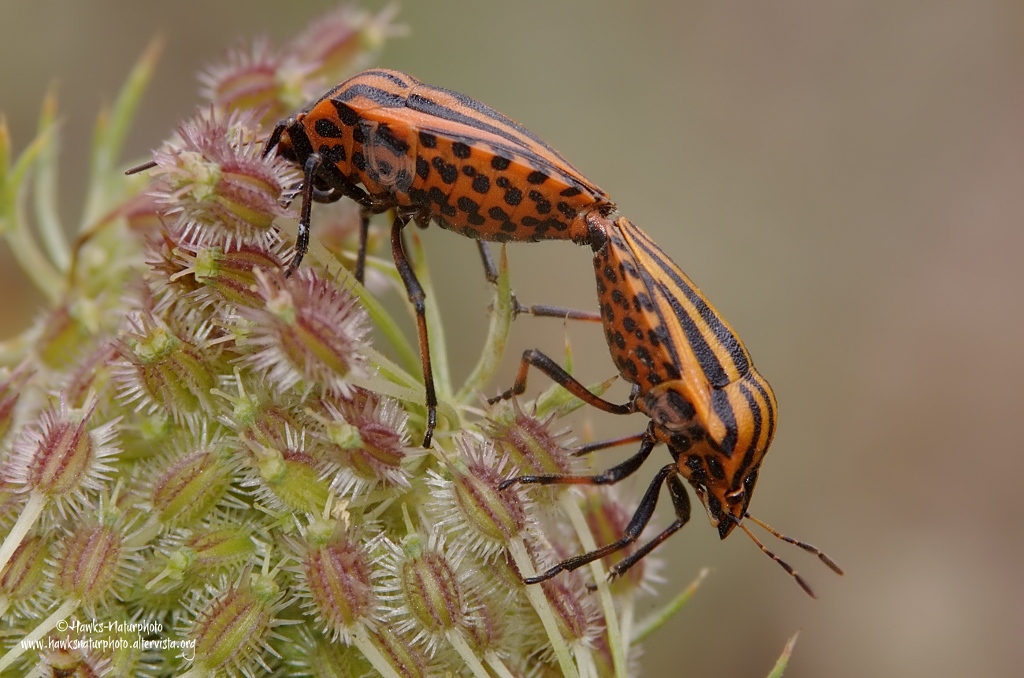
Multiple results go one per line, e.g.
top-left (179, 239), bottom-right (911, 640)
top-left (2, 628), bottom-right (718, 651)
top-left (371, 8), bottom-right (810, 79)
top-left (426, 436), bottom-right (529, 561)
top-left (234, 268), bottom-right (369, 398)
top-left (6, 394), bottom-right (119, 514)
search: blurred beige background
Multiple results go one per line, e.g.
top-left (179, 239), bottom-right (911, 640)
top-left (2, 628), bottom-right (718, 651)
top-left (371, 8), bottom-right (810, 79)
top-left (3, 1), bottom-right (1023, 676)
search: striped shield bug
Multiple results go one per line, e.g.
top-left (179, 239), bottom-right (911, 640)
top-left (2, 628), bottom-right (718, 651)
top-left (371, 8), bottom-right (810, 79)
top-left (262, 69), bottom-right (616, 446)
top-left (492, 216), bottom-right (843, 596)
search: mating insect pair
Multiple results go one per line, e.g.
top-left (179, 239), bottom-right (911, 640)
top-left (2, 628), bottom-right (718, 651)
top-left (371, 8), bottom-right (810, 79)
top-left (257, 69), bottom-right (842, 595)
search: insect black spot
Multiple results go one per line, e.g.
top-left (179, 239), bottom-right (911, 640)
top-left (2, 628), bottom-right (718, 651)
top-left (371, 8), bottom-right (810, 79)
top-left (623, 317), bottom-right (636, 332)
top-left (428, 186), bottom-right (447, 205)
top-left (320, 144), bottom-right (346, 164)
top-left (636, 345), bottom-right (654, 368)
top-left (621, 357), bottom-right (638, 376)
top-left (521, 216), bottom-right (539, 227)
top-left (647, 371), bottom-right (662, 386)
top-left (351, 151), bottom-right (366, 171)
top-left (408, 187), bottom-right (429, 205)
top-left (648, 326), bottom-right (667, 347)
top-left (457, 196), bottom-right (480, 214)
top-left (352, 125), bottom-right (366, 144)
top-left (685, 455), bottom-right (707, 483)
top-left (557, 201), bottom-right (577, 219)
top-left (601, 302), bottom-right (614, 320)
top-left (495, 177), bottom-right (511, 189)
top-left (596, 278), bottom-right (607, 295)
top-left (488, 206), bottom-right (510, 221)
top-left (472, 175), bottom-right (490, 194)
top-left (706, 455), bottom-right (726, 481)
top-left (500, 221), bottom-right (518, 233)
top-left (544, 218), bottom-right (569, 231)
top-left (504, 187), bottom-right (523, 206)
top-left (560, 186), bottom-right (582, 197)
top-left (419, 131), bottom-right (437, 148)
top-left (603, 265), bottom-right (617, 282)
top-left (662, 362), bottom-right (681, 380)
top-left (611, 289), bottom-right (627, 307)
top-left (527, 170), bottom-right (548, 185)
top-left (491, 155), bottom-right (511, 171)
top-left (613, 330), bottom-right (626, 350)
top-left (314, 118), bottom-right (344, 139)
top-left (621, 259), bottom-right (639, 279)
top-left (440, 203), bottom-right (457, 217)
top-left (460, 226), bottom-right (480, 238)
top-left (527, 190), bottom-right (543, 203)
top-left (468, 212), bottom-right (486, 226)
top-left (452, 141), bottom-right (471, 159)
top-left (535, 200), bottom-right (552, 215)
top-left (331, 101), bottom-right (359, 126)
top-left (461, 165), bottom-right (476, 177)
top-left (431, 157), bottom-right (458, 184)
top-left (416, 156), bottom-right (430, 180)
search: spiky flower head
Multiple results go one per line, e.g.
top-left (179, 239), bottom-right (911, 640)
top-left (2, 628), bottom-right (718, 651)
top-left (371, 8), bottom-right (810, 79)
top-left (147, 106), bottom-right (299, 249)
top-left (5, 394), bottom-right (119, 516)
top-left (234, 267), bottom-right (369, 398)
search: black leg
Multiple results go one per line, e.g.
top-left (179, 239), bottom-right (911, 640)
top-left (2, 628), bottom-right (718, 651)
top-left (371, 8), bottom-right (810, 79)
top-left (501, 424), bottom-right (656, 491)
top-left (513, 302), bottom-right (602, 323)
top-left (521, 461), bottom-right (684, 585)
top-left (287, 153), bottom-right (322, 276)
top-left (599, 473), bottom-right (691, 586)
top-left (487, 348), bottom-right (633, 416)
top-left (390, 214), bottom-right (437, 448)
top-left (476, 241), bottom-right (499, 285)
top-left (354, 209), bottom-right (370, 284)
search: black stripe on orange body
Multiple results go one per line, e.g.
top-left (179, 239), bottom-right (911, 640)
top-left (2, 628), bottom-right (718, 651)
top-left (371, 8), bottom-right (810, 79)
top-left (592, 216), bottom-right (777, 535)
top-left (273, 68), bottom-right (613, 245)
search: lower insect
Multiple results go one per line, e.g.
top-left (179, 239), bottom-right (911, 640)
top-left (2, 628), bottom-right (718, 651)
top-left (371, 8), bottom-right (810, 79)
top-left (492, 216), bottom-right (843, 596)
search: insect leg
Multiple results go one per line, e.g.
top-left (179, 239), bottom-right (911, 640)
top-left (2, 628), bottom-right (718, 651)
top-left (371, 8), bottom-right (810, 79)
top-left (571, 431), bottom-right (648, 457)
top-left (354, 208), bottom-right (371, 284)
top-left (599, 472), bottom-right (691, 585)
top-left (475, 242), bottom-right (601, 321)
top-left (520, 460), bottom-right (677, 584)
top-left (390, 213), bottom-right (437, 448)
top-left (502, 424), bottom-right (656, 490)
top-left (286, 152), bottom-right (323, 275)
top-left (487, 348), bottom-right (633, 415)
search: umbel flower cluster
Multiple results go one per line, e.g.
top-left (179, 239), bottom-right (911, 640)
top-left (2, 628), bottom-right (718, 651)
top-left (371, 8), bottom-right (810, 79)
top-left (0, 5), bottom-right (728, 677)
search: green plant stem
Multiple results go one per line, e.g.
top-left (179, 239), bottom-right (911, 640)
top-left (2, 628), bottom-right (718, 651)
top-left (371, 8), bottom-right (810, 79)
top-left (455, 245), bottom-right (514, 405)
top-left (561, 492), bottom-right (628, 678)
top-left (766, 631), bottom-right (800, 678)
top-left (81, 38), bottom-right (162, 231)
top-left (34, 87), bottom-right (70, 271)
top-left (631, 567), bottom-right (710, 645)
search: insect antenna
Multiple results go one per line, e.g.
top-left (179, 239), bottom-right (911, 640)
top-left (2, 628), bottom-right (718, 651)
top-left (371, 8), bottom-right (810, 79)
top-left (744, 512), bottom-right (844, 575)
top-left (125, 159), bottom-right (157, 175)
top-left (728, 513), bottom-right (817, 598)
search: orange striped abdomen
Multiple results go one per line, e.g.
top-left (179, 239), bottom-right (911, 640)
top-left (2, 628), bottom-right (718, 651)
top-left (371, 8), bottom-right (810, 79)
top-left (289, 69), bottom-right (612, 244)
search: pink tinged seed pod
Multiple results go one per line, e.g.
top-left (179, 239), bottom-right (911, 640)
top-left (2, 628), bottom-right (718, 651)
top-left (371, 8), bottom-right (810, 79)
top-left (426, 436), bottom-right (529, 561)
top-left (235, 267), bottom-right (369, 398)
top-left (6, 395), bottom-right (119, 514)
top-left (147, 107), bottom-right (299, 249)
